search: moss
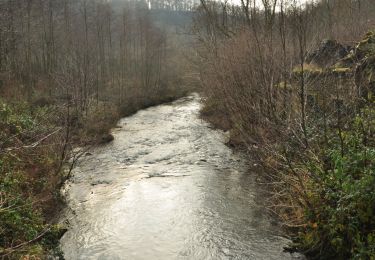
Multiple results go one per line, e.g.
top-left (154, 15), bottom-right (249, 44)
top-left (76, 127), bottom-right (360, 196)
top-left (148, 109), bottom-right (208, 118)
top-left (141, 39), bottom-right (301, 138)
top-left (331, 67), bottom-right (350, 73)
top-left (355, 54), bottom-right (375, 101)
top-left (293, 63), bottom-right (323, 74)
top-left (336, 31), bottom-right (375, 67)
top-left (276, 81), bottom-right (294, 90)
top-left (330, 67), bottom-right (352, 76)
top-left (356, 31), bottom-right (375, 58)
top-left (292, 68), bottom-right (323, 79)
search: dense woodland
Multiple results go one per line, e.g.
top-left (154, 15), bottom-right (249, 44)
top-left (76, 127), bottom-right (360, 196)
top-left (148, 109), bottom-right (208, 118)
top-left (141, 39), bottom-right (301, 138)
top-left (0, 0), bottom-right (374, 259)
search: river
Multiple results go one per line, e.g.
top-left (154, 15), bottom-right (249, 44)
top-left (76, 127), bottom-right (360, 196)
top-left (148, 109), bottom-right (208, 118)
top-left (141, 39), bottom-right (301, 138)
top-left (60, 94), bottom-right (302, 260)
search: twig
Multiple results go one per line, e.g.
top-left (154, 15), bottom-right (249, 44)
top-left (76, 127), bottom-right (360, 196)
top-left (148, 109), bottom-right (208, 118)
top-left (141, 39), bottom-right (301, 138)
top-left (1, 228), bottom-right (51, 257)
top-left (1, 128), bottom-right (62, 154)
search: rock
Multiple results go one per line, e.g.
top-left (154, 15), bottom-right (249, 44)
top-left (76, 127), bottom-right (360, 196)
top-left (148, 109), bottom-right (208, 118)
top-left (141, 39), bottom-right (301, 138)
top-left (337, 31), bottom-right (375, 67)
top-left (306, 39), bottom-right (350, 68)
top-left (355, 55), bottom-right (375, 101)
top-left (355, 31), bottom-right (375, 59)
top-left (100, 133), bottom-right (114, 143)
top-left (90, 180), bottom-right (111, 186)
top-left (57, 227), bottom-right (68, 239)
top-left (346, 31), bottom-right (375, 102)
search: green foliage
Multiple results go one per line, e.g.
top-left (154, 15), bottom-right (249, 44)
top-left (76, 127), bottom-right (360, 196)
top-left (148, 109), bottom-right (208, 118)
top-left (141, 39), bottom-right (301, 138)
top-left (0, 101), bottom-right (33, 128)
top-left (0, 100), bottom-right (63, 259)
top-left (296, 105), bottom-right (375, 259)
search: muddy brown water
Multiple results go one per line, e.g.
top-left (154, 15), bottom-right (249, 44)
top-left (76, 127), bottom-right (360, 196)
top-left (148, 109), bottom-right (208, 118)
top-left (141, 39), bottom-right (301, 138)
top-left (60, 94), bottom-right (303, 260)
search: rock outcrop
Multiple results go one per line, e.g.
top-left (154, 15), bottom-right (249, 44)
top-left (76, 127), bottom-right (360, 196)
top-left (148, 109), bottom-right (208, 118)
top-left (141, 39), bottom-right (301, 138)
top-left (290, 31), bottom-right (375, 106)
top-left (306, 39), bottom-right (351, 68)
top-left (353, 31), bottom-right (375, 101)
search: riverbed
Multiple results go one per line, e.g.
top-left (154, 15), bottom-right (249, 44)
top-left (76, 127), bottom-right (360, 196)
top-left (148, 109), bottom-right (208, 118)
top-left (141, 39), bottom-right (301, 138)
top-left (60, 94), bottom-right (301, 260)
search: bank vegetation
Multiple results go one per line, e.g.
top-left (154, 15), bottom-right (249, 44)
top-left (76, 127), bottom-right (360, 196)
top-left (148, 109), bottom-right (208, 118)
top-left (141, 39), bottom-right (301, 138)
top-left (0, 0), bottom-right (196, 258)
top-left (194, 0), bottom-right (375, 258)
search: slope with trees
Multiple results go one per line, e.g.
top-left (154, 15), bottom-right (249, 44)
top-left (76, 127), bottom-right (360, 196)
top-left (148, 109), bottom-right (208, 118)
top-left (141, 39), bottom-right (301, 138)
top-left (194, 0), bottom-right (375, 258)
top-left (0, 0), bottom-right (196, 258)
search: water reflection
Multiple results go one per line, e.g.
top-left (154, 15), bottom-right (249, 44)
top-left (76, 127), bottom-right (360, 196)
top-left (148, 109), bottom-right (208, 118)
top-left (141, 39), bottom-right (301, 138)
top-left (60, 94), bottom-right (301, 260)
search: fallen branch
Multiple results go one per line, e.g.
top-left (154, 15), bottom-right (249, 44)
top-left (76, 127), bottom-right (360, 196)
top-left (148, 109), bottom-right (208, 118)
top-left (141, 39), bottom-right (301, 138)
top-left (0, 128), bottom-right (62, 154)
top-left (0, 228), bottom-right (51, 257)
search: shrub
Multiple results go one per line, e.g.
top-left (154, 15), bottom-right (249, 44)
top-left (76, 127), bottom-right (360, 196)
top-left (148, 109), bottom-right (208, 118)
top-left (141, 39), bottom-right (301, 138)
top-left (0, 100), bottom-right (64, 258)
top-left (296, 105), bottom-right (375, 259)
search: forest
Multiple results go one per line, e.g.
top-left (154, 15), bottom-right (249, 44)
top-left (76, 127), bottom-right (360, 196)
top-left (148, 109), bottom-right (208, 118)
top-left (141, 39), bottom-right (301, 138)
top-left (0, 0), bottom-right (196, 257)
top-left (0, 0), bottom-right (374, 259)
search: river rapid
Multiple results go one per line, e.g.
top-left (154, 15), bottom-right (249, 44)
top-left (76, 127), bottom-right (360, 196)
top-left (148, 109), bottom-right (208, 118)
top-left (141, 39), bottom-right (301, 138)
top-left (60, 94), bottom-right (302, 260)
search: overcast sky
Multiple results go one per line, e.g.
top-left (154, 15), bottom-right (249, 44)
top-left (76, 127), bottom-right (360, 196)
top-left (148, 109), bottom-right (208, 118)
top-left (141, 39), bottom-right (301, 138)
top-left (228, 0), bottom-right (315, 7)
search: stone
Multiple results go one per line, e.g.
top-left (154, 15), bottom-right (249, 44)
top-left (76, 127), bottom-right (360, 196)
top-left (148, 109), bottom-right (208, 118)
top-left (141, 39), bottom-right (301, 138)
top-left (306, 39), bottom-right (351, 68)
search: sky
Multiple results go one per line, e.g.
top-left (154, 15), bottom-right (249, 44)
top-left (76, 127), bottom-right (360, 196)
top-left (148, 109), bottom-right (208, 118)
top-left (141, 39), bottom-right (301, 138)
top-left (226, 0), bottom-right (316, 8)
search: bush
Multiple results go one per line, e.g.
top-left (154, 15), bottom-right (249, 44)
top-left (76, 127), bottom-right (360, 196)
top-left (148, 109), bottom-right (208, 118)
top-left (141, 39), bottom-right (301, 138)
top-left (78, 99), bottom-right (119, 144)
top-left (0, 100), bottom-right (64, 258)
top-left (296, 106), bottom-right (375, 259)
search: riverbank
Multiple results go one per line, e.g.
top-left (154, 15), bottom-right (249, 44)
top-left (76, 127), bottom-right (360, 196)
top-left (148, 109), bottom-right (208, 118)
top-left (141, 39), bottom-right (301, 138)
top-left (0, 88), bottom-right (189, 259)
top-left (60, 94), bottom-right (299, 259)
top-left (198, 32), bottom-right (375, 259)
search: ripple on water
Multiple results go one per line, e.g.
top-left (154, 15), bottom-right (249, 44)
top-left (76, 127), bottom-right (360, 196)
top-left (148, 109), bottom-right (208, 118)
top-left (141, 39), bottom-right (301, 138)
top-left (60, 94), bottom-right (304, 260)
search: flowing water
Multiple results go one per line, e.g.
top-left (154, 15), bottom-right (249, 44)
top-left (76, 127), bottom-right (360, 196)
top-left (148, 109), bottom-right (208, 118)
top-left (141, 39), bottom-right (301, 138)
top-left (60, 94), bottom-right (302, 260)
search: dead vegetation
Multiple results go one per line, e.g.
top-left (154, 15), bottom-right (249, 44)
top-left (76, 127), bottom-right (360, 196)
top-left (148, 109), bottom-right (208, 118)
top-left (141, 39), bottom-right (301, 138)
top-left (195, 0), bottom-right (375, 258)
top-left (0, 0), bottom-right (196, 258)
